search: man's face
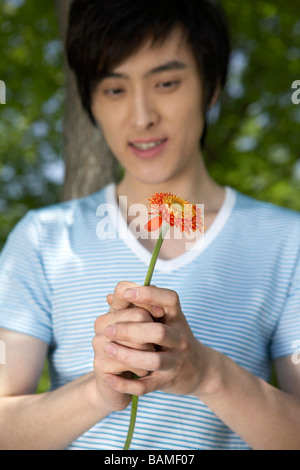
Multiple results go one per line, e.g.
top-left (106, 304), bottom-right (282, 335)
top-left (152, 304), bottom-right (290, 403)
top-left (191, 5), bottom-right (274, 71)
top-left (92, 27), bottom-right (206, 186)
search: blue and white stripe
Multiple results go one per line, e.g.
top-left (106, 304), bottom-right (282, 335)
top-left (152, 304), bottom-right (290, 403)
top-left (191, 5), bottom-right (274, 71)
top-left (0, 182), bottom-right (300, 449)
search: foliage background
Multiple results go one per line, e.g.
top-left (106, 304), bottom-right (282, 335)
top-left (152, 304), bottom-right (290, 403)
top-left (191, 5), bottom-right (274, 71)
top-left (1, 0), bottom-right (300, 392)
top-left (0, 0), bottom-right (64, 249)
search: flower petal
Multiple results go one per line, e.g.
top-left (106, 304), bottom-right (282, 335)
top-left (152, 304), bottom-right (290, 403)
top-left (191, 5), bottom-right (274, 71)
top-left (147, 192), bottom-right (204, 234)
top-left (144, 215), bottom-right (162, 232)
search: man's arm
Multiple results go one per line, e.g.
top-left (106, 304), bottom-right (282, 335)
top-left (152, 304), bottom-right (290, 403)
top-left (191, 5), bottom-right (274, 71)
top-left (275, 354), bottom-right (300, 398)
top-left (0, 329), bottom-right (116, 450)
top-left (195, 349), bottom-right (300, 450)
top-left (101, 284), bottom-right (300, 450)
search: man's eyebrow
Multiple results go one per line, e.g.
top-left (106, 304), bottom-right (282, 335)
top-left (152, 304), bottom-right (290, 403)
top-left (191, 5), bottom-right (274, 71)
top-left (146, 60), bottom-right (188, 77)
top-left (100, 60), bottom-right (188, 81)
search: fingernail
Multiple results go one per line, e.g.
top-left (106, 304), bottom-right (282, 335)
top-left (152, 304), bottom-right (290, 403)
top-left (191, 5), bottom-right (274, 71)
top-left (104, 342), bottom-right (116, 356)
top-left (105, 325), bottom-right (116, 337)
top-left (123, 288), bottom-right (138, 299)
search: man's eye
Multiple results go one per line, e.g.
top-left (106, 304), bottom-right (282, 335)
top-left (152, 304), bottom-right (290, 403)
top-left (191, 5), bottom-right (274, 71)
top-left (157, 80), bottom-right (180, 90)
top-left (104, 88), bottom-right (124, 96)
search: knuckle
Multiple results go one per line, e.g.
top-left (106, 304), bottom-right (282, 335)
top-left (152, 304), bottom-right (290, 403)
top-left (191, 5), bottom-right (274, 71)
top-left (130, 309), bottom-right (143, 322)
top-left (115, 282), bottom-right (125, 296)
top-left (135, 381), bottom-right (147, 396)
top-left (135, 369), bottom-right (149, 378)
top-left (132, 308), bottom-right (152, 323)
top-left (94, 316), bottom-right (102, 333)
top-left (115, 378), bottom-right (127, 394)
top-left (152, 353), bottom-right (163, 370)
top-left (115, 281), bottom-right (137, 294)
top-left (94, 314), bottom-right (109, 333)
top-left (93, 353), bottom-right (103, 373)
top-left (156, 323), bottom-right (167, 343)
top-left (169, 290), bottom-right (179, 306)
top-left (179, 333), bottom-right (190, 352)
top-left (117, 323), bottom-right (129, 340)
top-left (165, 373), bottom-right (176, 389)
top-left (118, 346), bottom-right (129, 363)
top-left (92, 334), bottom-right (101, 352)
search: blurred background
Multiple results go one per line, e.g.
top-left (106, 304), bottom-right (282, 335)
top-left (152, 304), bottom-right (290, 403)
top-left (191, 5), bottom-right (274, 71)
top-left (0, 0), bottom-right (300, 250)
top-left (0, 0), bottom-right (299, 390)
top-left (0, 0), bottom-right (64, 248)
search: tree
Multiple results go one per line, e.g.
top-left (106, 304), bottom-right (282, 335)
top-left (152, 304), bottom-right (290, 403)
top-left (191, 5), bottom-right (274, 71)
top-left (207, 0), bottom-right (300, 210)
top-left (54, 0), bottom-right (119, 202)
top-left (54, 0), bottom-right (300, 208)
top-left (0, 0), bottom-right (64, 249)
top-left (0, 0), bottom-right (299, 254)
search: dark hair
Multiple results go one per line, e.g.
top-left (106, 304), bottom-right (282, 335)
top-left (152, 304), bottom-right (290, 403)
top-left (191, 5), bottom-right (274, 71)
top-left (66, 0), bottom-right (231, 148)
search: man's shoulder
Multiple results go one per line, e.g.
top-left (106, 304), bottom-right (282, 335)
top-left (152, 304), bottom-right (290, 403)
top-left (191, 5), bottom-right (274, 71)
top-left (28, 183), bottom-right (111, 228)
top-left (231, 188), bottom-right (300, 245)
top-left (5, 184), bottom-right (112, 249)
top-left (234, 188), bottom-right (300, 225)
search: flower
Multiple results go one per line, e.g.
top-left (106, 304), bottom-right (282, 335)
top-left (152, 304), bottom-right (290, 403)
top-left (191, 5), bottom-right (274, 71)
top-left (144, 192), bottom-right (204, 235)
top-left (124, 191), bottom-right (203, 450)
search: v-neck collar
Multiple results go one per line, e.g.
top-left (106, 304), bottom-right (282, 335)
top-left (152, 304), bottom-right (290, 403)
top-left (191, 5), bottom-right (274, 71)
top-left (105, 182), bottom-right (237, 273)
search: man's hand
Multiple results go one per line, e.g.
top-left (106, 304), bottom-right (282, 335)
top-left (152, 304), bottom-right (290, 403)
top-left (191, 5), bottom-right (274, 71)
top-left (93, 281), bottom-right (159, 411)
top-left (96, 282), bottom-right (211, 400)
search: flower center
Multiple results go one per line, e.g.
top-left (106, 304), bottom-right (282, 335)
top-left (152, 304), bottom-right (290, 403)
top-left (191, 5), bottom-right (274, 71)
top-left (170, 202), bottom-right (183, 215)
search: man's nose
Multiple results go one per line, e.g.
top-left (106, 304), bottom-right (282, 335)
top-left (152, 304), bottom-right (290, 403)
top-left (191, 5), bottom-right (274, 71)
top-left (130, 90), bottom-right (160, 131)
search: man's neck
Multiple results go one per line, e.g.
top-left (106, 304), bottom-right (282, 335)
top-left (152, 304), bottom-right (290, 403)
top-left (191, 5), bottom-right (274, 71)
top-left (116, 158), bottom-right (225, 217)
top-left (114, 156), bottom-right (226, 259)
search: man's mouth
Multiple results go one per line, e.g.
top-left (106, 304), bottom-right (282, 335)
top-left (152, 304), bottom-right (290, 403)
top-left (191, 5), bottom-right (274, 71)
top-left (130, 139), bottom-right (167, 150)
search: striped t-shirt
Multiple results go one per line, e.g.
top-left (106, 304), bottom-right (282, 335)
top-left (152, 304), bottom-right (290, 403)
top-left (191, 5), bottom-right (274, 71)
top-left (0, 182), bottom-right (300, 450)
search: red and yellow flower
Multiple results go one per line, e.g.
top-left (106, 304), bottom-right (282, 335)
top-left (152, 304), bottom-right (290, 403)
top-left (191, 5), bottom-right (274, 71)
top-left (144, 192), bottom-right (204, 235)
top-left (124, 191), bottom-right (204, 450)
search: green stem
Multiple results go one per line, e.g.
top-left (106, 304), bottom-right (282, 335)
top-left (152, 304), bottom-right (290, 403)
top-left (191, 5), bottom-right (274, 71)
top-left (123, 225), bottom-right (168, 450)
top-left (123, 392), bottom-right (139, 450)
top-left (144, 228), bottom-right (165, 286)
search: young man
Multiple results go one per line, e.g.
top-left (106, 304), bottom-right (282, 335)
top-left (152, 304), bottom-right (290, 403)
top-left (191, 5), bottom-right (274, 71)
top-left (0, 0), bottom-right (300, 450)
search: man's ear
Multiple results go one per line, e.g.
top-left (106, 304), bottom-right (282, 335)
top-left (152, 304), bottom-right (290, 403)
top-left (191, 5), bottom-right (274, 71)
top-left (207, 82), bottom-right (221, 109)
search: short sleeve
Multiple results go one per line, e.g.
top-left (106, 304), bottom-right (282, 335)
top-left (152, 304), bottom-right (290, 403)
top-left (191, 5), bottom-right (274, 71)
top-left (0, 211), bottom-right (52, 344)
top-left (270, 250), bottom-right (300, 359)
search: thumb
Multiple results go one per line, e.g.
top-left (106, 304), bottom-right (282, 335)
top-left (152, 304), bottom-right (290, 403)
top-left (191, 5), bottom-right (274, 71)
top-left (108, 281), bottom-right (141, 312)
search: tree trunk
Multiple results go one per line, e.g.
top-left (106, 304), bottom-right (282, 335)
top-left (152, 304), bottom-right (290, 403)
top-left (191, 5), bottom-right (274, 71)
top-left (55, 0), bottom-right (119, 201)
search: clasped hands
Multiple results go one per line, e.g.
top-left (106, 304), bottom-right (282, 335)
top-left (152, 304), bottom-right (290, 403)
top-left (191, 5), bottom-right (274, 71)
top-left (93, 281), bottom-right (211, 411)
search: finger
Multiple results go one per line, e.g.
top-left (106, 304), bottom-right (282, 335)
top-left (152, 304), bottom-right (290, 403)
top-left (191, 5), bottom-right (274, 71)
top-left (99, 356), bottom-right (149, 378)
top-left (103, 372), bottom-right (159, 396)
top-left (94, 307), bottom-right (154, 334)
top-left (93, 337), bottom-right (150, 378)
top-left (103, 360), bottom-right (150, 379)
top-left (103, 341), bottom-right (174, 372)
top-left (104, 322), bottom-right (179, 349)
top-left (122, 285), bottom-right (181, 319)
top-left (109, 281), bottom-right (142, 312)
top-left (107, 292), bottom-right (165, 318)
